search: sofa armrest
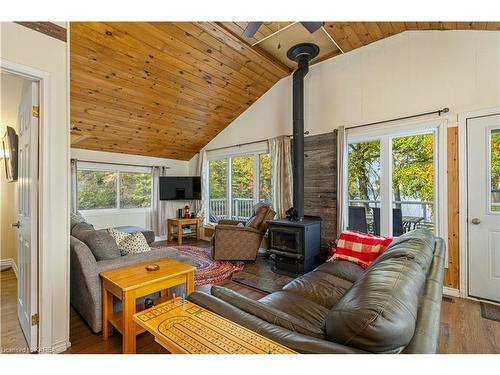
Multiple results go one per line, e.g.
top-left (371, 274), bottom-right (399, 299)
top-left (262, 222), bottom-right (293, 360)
top-left (215, 224), bottom-right (260, 234)
top-left (188, 291), bottom-right (367, 354)
top-left (70, 236), bottom-right (101, 333)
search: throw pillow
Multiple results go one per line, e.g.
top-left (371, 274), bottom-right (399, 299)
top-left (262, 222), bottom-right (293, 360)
top-left (329, 230), bottom-right (393, 269)
top-left (108, 228), bottom-right (150, 256)
top-left (70, 211), bottom-right (87, 230)
top-left (81, 230), bottom-right (121, 261)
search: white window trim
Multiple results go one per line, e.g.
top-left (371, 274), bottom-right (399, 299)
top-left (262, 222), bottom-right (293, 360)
top-left (206, 145), bottom-right (271, 224)
top-left (343, 118), bottom-right (448, 262)
top-left (77, 162), bottom-right (153, 213)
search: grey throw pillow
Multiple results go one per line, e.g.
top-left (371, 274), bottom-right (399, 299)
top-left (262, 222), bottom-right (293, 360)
top-left (71, 222), bottom-right (95, 240)
top-left (81, 230), bottom-right (121, 261)
top-left (70, 211), bottom-right (87, 230)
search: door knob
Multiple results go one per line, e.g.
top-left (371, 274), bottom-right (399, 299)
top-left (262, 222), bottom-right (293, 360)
top-left (12, 221), bottom-right (21, 228)
top-left (471, 218), bottom-right (481, 225)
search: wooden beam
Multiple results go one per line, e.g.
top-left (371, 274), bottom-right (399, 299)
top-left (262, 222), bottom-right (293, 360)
top-left (14, 22), bottom-right (67, 42)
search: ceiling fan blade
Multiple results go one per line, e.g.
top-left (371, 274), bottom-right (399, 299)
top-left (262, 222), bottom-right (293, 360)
top-left (300, 22), bottom-right (324, 34)
top-left (242, 22), bottom-right (263, 38)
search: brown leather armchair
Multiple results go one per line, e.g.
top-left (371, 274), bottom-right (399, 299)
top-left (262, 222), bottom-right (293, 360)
top-left (212, 203), bottom-right (276, 261)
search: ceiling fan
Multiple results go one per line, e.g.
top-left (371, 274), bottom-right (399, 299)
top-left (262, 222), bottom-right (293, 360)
top-left (242, 22), bottom-right (324, 38)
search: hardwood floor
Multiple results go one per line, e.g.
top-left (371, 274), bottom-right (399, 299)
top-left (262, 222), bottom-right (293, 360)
top-left (0, 268), bottom-right (28, 353)
top-left (1, 237), bottom-right (499, 354)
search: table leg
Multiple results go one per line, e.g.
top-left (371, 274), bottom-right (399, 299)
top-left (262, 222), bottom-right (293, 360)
top-left (168, 223), bottom-right (172, 242)
top-left (102, 284), bottom-right (113, 339)
top-left (196, 222), bottom-right (200, 241)
top-left (186, 271), bottom-right (195, 295)
top-left (177, 224), bottom-right (182, 245)
top-left (160, 289), bottom-right (169, 301)
top-left (122, 291), bottom-right (137, 354)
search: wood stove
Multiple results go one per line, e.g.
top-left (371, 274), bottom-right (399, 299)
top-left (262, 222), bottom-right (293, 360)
top-left (268, 217), bottom-right (321, 275)
top-left (266, 43), bottom-right (322, 276)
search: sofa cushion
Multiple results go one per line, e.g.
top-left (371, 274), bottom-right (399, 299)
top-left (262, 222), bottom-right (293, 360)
top-left (81, 230), bottom-right (122, 261)
top-left (108, 228), bottom-right (151, 256)
top-left (325, 231), bottom-right (436, 353)
top-left (245, 204), bottom-right (268, 229)
top-left (331, 230), bottom-right (393, 268)
top-left (70, 211), bottom-right (87, 230)
top-left (282, 270), bottom-right (353, 309)
top-left (314, 260), bottom-right (365, 283)
top-left (112, 226), bottom-right (155, 245)
top-left (258, 291), bottom-right (328, 337)
top-left (71, 222), bottom-right (95, 240)
top-left (211, 286), bottom-right (325, 338)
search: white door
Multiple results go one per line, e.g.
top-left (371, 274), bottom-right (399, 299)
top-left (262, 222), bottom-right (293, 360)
top-left (468, 113), bottom-right (500, 302)
top-left (15, 80), bottom-right (39, 352)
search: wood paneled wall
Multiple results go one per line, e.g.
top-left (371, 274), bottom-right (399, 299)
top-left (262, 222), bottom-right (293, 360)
top-left (303, 132), bottom-right (337, 249)
top-left (445, 127), bottom-right (460, 289)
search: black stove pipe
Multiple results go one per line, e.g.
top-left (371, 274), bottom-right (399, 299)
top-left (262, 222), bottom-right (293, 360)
top-left (288, 43), bottom-right (319, 221)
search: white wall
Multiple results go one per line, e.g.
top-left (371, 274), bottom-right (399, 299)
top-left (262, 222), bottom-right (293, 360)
top-left (1, 22), bottom-right (69, 353)
top-left (71, 148), bottom-right (194, 233)
top-left (201, 30), bottom-right (500, 151)
top-left (0, 72), bottom-right (25, 265)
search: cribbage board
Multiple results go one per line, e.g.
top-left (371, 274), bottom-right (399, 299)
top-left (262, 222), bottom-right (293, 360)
top-left (133, 300), bottom-right (296, 354)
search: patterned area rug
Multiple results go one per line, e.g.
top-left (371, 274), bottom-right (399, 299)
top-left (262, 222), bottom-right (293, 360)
top-left (155, 245), bottom-right (244, 286)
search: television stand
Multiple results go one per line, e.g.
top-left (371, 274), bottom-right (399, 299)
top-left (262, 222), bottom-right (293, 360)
top-left (167, 218), bottom-right (201, 245)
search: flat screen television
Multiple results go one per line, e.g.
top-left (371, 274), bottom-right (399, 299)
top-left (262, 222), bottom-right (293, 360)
top-left (2, 126), bottom-right (18, 182)
top-left (159, 176), bottom-right (201, 200)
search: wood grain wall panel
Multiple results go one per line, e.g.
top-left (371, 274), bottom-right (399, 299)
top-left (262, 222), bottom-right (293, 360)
top-left (445, 127), bottom-right (460, 289)
top-left (303, 132), bottom-right (337, 249)
top-left (70, 22), bottom-right (289, 160)
top-left (71, 21), bottom-right (500, 159)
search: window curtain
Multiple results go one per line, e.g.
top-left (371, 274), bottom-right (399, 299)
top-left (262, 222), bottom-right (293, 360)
top-left (194, 150), bottom-right (208, 224)
top-left (151, 166), bottom-right (169, 236)
top-left (70, 159), bottom-right (78, 213)
top-left (336, 126), bottom-right (346, 236)
top-left (269, 136), bottom-right (293, 219)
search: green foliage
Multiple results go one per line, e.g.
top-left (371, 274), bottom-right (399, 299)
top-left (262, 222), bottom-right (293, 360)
top-left (209, 159), bottom-right (227, 199)
top-left (491, 130), bottom-right (500, 209)
top-left (120, 172), bottom-right (152, 208)
top-left (231, 155), bottom-right (254, 198)
top-left (77, 170), bottom-right (151, 210)
top-left (259, 154), bottom-right (272, 203)
top-left (348, 134), bottom-right (435, 204)
top-left (392, 134), bottom-right (434, 203)
top-left (77, 170), bottom-right (117, 210)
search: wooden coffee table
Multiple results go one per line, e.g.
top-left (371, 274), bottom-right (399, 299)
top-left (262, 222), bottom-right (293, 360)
top-left (133, 300), bottom-right (297, 354)
top-left (100, 258), bottom-right (196, 354)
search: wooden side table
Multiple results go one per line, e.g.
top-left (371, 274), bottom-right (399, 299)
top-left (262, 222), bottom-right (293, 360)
top-left (167, 218), bottom-right (201, 245)
top-left (100, 258), bottom-right (196, 354)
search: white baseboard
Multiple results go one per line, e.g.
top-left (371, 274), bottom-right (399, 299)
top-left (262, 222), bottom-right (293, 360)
top-left (0, 258), bottom-right (18, 278)
top-left (51, 339), bottom-right (71, 354)
top-left (443, 286), bottom-right (460, 298)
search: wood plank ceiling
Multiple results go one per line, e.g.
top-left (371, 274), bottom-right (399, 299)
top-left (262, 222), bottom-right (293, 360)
top-left (70, 22), bottom-right (500, 160)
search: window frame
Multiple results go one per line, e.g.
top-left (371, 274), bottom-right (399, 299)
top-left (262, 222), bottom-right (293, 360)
top-left (343, 119), bottom-right (448, 245)
top-left (206, 142), bottom-right (271, 224)
top-left (77, 162), bottom-right (153, 215)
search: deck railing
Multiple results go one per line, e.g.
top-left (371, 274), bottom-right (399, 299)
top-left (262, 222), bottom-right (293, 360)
top-left (209, 198), bottom-right (254, 221)
top-left (349, 199), bottom-right (435, 232)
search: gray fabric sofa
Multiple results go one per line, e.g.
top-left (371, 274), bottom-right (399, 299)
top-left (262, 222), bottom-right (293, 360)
top-left (189, 229), bottom-right (445, 354)
top-left (69, 214), bottom-right (178, 333)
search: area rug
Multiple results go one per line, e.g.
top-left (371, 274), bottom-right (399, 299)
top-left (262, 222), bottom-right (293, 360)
top-left (156, 245), bottom-right (244, 286)
top-left (480, 302), bottom-right (500, 323)
top-left (231, 254), bottom-right (295, 294)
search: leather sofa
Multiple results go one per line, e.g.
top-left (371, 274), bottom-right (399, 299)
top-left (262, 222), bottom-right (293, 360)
top-left (189, 229), bottom-right (445, 354)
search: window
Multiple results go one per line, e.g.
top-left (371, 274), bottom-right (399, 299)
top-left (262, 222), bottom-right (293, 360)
top-left (491, 129), bottom-right (500, 212)
top-left (207, 151), bottom-right (272, 222)
top-left (77, 163), bottom-right (152, 211)
top-left (345, 121), bottom-right (445, 238)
